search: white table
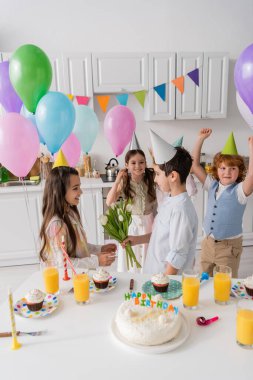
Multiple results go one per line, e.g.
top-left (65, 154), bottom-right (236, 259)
top-left (0, 271), bottom-right (252, 380)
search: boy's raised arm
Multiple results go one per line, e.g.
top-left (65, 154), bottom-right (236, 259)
top-left (242, 136), bottom-right (253, 196)
top-left (191, 128), bottom-right (212, 185)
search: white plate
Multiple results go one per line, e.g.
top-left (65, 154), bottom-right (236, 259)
top-left (111, 312), bottom-right (190, 354)
top-left (90, 276), bottom-right (117, 293)
top-left (14, 294), bottom-right (59, 318)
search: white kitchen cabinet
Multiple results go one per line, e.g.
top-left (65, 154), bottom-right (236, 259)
top-left (176, 52), bottom-right (203, 120)
top-left (145, 52), bottom-right (176, 121)
top-left (202, 52), bottom-right (229, 118)
top-left (92, 52), bottom-right (148, 93)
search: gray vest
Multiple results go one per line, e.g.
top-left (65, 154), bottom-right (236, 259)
top-left (203, 181), bottom-right (246, 239)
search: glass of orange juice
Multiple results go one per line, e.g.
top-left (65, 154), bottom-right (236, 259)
top-left (236, 300), bottom-right (253, 348)
top-left (41, 258), bottom-right (59, 294)
top-left (73, 273), bottom-right (90, 304)
top-left (213, 265), bottom-right (231, 305)
top-left (182, 270), bottom-right (200, 309)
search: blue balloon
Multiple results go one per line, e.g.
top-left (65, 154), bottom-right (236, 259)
top-left (35, 92), bottom-right (75, 153)
top-left (21, 104), bottom-right (45, 144)
top-left (73, 105), bottom-right (99, 154)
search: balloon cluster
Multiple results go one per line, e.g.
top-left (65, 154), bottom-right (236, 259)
top-left (234, 43), bottom-right (253, 130)
top-left (0, 44), bottom-right (136, 177)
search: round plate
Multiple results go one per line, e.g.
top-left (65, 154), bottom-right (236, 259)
top-left (89, 276), bottom-right (117, 293)
top-left (142, 279), bottom-right (182, 300)
top-left (14, 294), bottom-right (59, 318)
top-left (111, 312), bottom-right (190, 354)
top-left (231, 281), bottom-right (253, 299)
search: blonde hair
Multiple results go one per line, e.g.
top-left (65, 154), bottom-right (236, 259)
top-left (210, 153), bottom-right (246, 183)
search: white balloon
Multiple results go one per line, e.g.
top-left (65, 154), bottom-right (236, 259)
top-left (236, 92), bottom-right (253, 129)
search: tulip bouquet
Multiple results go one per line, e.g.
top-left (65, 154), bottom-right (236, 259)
top-left (99, 199), bottom-right (141, 270)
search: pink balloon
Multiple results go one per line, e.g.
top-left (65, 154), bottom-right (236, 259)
top-left (104, 105), bottom-right (136, 156)
top-left (236, 92), bottom-right (253, 129)
top-left (0, 113), bottom-right (40, 177)
top-left (54, 133), bottom-right (81, 167)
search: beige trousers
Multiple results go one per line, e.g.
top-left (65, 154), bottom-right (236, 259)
top-left (200, 236), bottom-right (243, 278)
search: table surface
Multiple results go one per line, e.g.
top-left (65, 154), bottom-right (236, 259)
top-left (0, 271), bottom-right (252, 380)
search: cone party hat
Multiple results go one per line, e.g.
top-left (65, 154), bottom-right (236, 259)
top-left (129, 132), bottom-right (141, 150)
top-left (149, 130), bottom-right (177, 164)
top-left (172, 136), bottom-right (183, 148)
top-left (221, 132), bottom-right (238, 155)
top-left (53, 149), bottom-right (69, 169)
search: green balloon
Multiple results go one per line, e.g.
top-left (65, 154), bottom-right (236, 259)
top-left (9, 44), bottom-right (52, 113)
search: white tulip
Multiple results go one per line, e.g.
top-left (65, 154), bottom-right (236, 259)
top-left (126, 204), bottom-right (133, 212)
top-left (100, 215), bottom-right (108, 226)
top-left (118, 215), bottom-right (124, 222)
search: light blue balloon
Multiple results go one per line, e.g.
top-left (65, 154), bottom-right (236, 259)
top-left (35, 92), bottom-right (75, 154)
top-left (73, 105), bottom-right (99, 154)
top-left (21, 104), bottom-right (45, 144)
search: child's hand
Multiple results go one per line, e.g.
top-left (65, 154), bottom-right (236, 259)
top-left (101, 243), bottom-right (117, 254)
top-left (115, 169), bottom-right (128, 185)
top-left (198, 128), bottom-right (212, 140)
top-left (98, 252), bottom-right (116, 266)
top-left (121, 236), bottom-right (139, 248)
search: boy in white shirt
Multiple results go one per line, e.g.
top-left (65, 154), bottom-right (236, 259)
top-left (123, 130), bottom-right (198, 275)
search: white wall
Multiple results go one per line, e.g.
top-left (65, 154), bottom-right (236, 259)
top-left (1, 0), bottom-right (253, 171)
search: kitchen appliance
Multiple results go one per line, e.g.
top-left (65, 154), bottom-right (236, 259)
top-left (105, 158), bottom-right (119, 179)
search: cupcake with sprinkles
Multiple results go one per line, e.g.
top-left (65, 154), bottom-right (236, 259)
top-left (25, 289), bottom-right (45, 311)
top-left (244, 275), bottom-right (253, 297)
top-left (93, 268), bottom-right (110, 289)
top-left (151, 273), bottom-right (169, 293)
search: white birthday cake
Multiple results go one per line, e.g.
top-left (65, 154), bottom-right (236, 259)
top-left (115, 294), bottom-right (182, 346)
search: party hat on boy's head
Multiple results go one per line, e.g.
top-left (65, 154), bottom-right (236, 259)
top-left (221, 132), bottom-right (238, 155)
top-left (149, 130), bottom-right (177, 164)
top-left (129, 132), bottom-right (141, 150)
top-left (172, 136), bottom-right (184, 148)
top-left (53, 149), bottom-right (69, 169)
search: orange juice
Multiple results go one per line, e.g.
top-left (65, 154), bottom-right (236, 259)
top-left (214, 272), bottom-right (231, 304)
top-left (43, 267), bottom-right (59, 294)
top-left (236, 309), bottom-right (253, 347)
top-left (73, 274), bottom-right (90, 303)
top-left (183, 277), bottom-right (200, 308)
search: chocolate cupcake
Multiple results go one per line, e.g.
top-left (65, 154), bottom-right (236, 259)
top-left (25, 289), bottom-right (45, 311)
top-left (93, 268), bottom-right (110, 289)
top-left (244, 276), bottom-right (253, 296)
top-left (151, 273), bottom-right (169, 293)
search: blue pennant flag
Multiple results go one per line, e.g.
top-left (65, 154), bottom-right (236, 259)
top-left (187, 68), bottom-right (199, 86)
top-left (116, 94), bottom-right (129, 106)
top-left (153, 83), bottom-right (166, 101)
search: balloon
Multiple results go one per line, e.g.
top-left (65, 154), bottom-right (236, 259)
top-left (234, 43), bottom-right (253, 113)
top-left (35, 91), bottom-right (75, 154)
top-left (9, 44), bottom-right (52, 113)
top-left (54, 133), bottom-right (81, 167)
top-left (104, 105), bottom-right (136, 156)
top-left (236, 92), bottom-right (253, 129)
top-left (0, 113), bottom-right (40, 177)
top-left (73, 105), bottom-right (99, 154)
top-left (0, 61), bottom-right (22, 113)
top-left (20, 104), bottom-right (45, 144)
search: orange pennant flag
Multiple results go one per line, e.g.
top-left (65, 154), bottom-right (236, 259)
top-left (96, 95), bottom-right (110, 113)
top-left (171, 76), bottom-right (184, 94)
top-left (67, 94), bottom-right (74, 101)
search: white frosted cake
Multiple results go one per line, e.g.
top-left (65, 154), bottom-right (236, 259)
top-left (115, 297), bottom-right (182, 346)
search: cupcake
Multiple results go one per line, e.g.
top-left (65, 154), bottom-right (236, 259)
top-left (244, 275), bottom-right (253, 296)
top-left (151, 273), bottom-right (169, 293)
top-left (93, 268), bottom-right (110, 289)
top-left (25, 289), bottom-right (45, 311)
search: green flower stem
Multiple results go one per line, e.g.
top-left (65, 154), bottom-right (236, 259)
top-left (125, 243), bottom-right (142, 270)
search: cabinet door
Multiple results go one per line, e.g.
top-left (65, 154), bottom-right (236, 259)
top-left (176, 52), bottom-right (203, 119)
top-left (145, 53), bottom-right (176, 121)
top-left (48, 54), bottom-right (65, 92)
top-left (92, 53), bottom-right (148, 93)
top-left (63, 53), bottom-right (93, 108)
top-left (191, 181), bottom-right (206, 249)
top-left (79, 189), bottom-right (104, 245)
top-left (202, 52), bottom-right (229, 118)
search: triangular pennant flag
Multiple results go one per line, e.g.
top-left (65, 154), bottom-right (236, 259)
top-left (96, 95), bottom-right (110, 113)
top-left (221, 132), bottom-right (238, 155)
top-left (67, 94), bottom-right (74, 101)
top-left (153, 83), bottom-right (166, 101)
top-left (76, 96), bottom-right (90, 106)
top-left (172, 136), bottom-right (184, 148)
top-left (187, 68), bottom-right (199, 86)
top-left (129, 132), bottom-right (141, 150)
top-left (149, 129), bottom-right (177, 164)
top-left (133, 90), bottom-right (146, 108)
top-left (171, 76), bottom-right (184, 94)
top-left (53, 149), bottom-right (69, 169)
top-left (116, 94), bottom-right (129, 106)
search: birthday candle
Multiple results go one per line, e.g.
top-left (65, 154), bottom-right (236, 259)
top-left (8, 288), bottom-right (21, 350)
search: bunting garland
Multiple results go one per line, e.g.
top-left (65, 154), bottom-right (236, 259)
top-left (96, 95), bottom-right (110, 113)
top-left (187, 68), bottom-right (199, 86)
top-left (171, 76), bottom-right (184, 94)
top-left (133, 90), bottom-right (147, 108)
top-left (76, 96), bottom-right (90, 105)
top-left (153, 83), bottom-right (166, 101)
top-left (116, 93), bottom-right (129, 106)
top-left (67, 94), bottom-right (74, 101)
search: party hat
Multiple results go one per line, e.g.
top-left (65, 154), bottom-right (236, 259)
top-left (129, 132), bottom-right (141, 150)
top-left (172, 136), bottom-right (183, 148)
top-left (221, 132), bottom-right (238, 155)
top-left (53, 149), bottom-right (69, 169)
top-left (149, 130), bottom-right (177, 164)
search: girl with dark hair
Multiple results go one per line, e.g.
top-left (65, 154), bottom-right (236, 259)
top-left (40, 166), bottom-right (116, 269)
